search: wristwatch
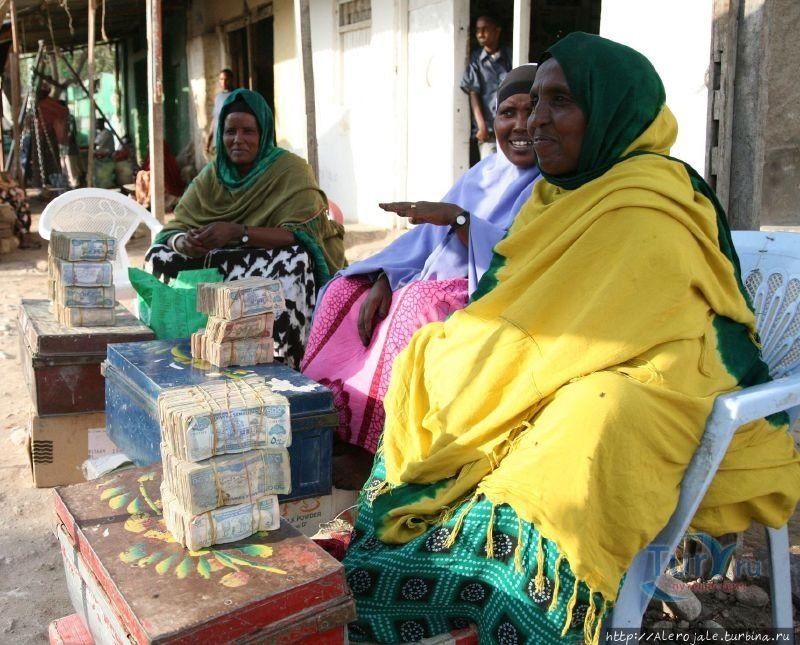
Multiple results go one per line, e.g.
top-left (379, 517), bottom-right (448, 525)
top-left (451, 210), bottom-right (469, 230)
top-left (241, 225), bottom-right (250, 245)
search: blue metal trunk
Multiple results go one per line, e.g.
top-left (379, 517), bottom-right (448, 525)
top-left (104, 339), bottom-right (336, 502)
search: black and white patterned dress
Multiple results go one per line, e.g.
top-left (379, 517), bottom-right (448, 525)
top-left (145, 244), bottom-right (316, 368)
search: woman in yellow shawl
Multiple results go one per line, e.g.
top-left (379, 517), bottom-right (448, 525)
top-left (342, 33), bottom-right (800, 644)
top-left (145, 89), bottom-right (345, 367)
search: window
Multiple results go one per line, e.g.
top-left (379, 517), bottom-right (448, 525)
top-left (338, 0), bottom-right (371, 32)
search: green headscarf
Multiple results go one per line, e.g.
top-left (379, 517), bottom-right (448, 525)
top-left (215, 88), bottom-right (286, 191)
top-left (536, 32), bottom-right (743, 284)
top-left (540, 32), bottom-right (665, 190)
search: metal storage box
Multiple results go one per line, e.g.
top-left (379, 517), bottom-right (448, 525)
top-left (105, 339), bottom-right (337, 502)
top-left (54, 466), bottom-right (355, 644)
top-left (18, 299), bottom-right (154, 415)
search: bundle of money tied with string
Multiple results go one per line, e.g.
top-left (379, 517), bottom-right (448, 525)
top-left (47, 231), bottom-right (117, 327)
top-left (159, 374), bottom-right (294, 550)
top-left (192, 277), bottom-right (285, 367)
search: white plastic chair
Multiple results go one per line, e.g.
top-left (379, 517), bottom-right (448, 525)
top-left (607, 230), bottom-right (800, 634)
top-left (39, 187), bottom-right (163, 302)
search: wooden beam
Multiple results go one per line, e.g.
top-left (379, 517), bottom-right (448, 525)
top-left (511, 0), bottom-right (530, 67)
top-left (8, 0), bottom-right (21, 182)
top-left (87, 0), bottom-right (96, 187)
top-left (706, 0), bottom-right (738, 214)
top-left (146, 0), bottom-right (165, 223)
top-left (294, 0), bottom-right (318, 180)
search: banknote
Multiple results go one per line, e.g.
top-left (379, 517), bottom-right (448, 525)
top-left (204, 312), bottom-right (274, 343)
top-left (56, 304), bottom-right (116, 327)
top-left (49, 257), bottom-right (113, 287)
top-left (196, 277), bottom-right (285, 320)
top-left (50, 231), bottom-right (116, 261)
top-left (161, 445), bottom-right (291, 515)
top-left (54, 284), bottom-right (115, 308)
top-left (203, 336), bottom-right (274, 368)
top-left (161, 484), bottom-right (280, 550)
top-left (158, 376), bottom-right (292, 462)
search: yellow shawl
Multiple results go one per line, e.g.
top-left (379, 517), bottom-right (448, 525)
top-left (378, 106), bottom-right (800, 603)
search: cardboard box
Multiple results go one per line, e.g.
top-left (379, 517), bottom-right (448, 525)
top-left (28, 411), bottom-right (115, 487)
top-left (280, 487), bottom-right (359, 537)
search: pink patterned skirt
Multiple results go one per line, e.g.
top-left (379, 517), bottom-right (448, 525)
top-left (301, 276), bottom-right (468, 453)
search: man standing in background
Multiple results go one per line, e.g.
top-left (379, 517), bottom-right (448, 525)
top-left (205, 68), bottom-right (235, 156)
top-left (460, 14), bottom-right (512, 161)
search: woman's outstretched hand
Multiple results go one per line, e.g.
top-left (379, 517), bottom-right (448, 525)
top-left (358, 274), bottom-right (392, 346)
top-left (379, 201), bottom-right (463, 227)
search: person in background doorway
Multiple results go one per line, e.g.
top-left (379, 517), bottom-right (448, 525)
top-left (94, 117), bottom-right (115, 158)
top-left (460, 13), bottom-right (512, 161)
top-left (205, 68), bottom-right (236, 156)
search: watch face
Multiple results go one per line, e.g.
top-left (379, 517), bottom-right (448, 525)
top-left (455, 213), bottom-right (467, 226)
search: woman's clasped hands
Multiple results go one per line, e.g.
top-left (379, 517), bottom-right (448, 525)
top-left (176, 222), bottom-right (245, 257)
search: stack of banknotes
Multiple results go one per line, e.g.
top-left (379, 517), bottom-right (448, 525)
top-left (158, 375), bottom-right (293, 549)
top-left (192, 277), bottom-right (284, 367)
top-left (48, 231), bottom-right (117, 327)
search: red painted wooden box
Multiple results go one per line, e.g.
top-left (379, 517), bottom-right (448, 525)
top-left (18, 299), bottom-right (154, 415)
top-left (53, 465), bottom-right (356, 644)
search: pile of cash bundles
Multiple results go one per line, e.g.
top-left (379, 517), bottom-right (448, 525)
top-left (48, 231), bottom-right (116, 327)
top-left (192, 277), bottom-right (285, 368)
top-left (158, 375), bottom-right (293, 550)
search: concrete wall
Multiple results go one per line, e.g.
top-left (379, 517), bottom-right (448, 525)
top-left (273, 0), bottom-right (307, 156)
top-left (310, 0), bottom-right (469, 226)
top-left (761, 0), bottom-right (800, 226)
top-left (599, 0), bottom-right (712, 173)
top-left (310, 1), bottom-right (406, 225)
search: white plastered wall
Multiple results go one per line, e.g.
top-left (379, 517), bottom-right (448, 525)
top-left (599, 0), bottom-right (712, 172)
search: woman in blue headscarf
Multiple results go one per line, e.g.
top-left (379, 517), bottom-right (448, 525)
top-left (145, 89), bottom-right (345, 367)
top-left (301, 65), bottom-right (540, 475)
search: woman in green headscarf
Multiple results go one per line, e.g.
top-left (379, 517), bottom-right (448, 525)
top-left (145, 89), bottom-right (345, 367)
top-left (342, 33), bottom-right (800, 643)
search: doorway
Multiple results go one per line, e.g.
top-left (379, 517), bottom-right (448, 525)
top-left (228, 17), bottom-right (275, 116)
top-left (528, 0), bottom-right (602, 62)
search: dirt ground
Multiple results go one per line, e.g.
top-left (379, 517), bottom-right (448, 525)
top-left (0, 194), bottom-right (797, 642)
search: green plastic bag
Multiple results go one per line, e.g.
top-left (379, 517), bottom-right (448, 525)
top-left (129, 267), bottom-right (223, 340)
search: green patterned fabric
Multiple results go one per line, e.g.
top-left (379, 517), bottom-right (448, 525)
top-left (344, 455), bottom-right (609, 644)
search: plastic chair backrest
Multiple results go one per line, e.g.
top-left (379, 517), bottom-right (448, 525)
top-left (607, 230), bottom-right (800, 633)
top-left (39, 188), bottom-right (163, 300)
top-left (734, 230), bottom-right (800, 381)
